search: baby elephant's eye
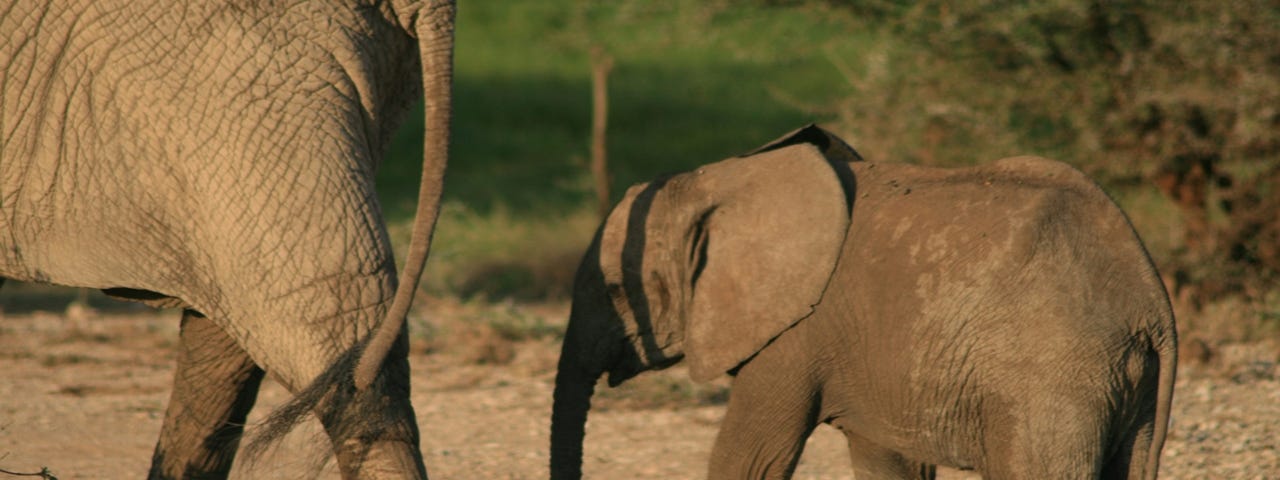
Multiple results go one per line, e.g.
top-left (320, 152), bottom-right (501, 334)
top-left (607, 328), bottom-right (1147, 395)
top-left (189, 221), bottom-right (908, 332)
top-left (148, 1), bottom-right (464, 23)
top-left (606, 283), bottom-right (624, 298)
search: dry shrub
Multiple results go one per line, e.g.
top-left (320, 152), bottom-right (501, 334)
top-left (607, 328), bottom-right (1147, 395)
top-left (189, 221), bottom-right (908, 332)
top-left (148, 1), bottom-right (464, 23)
top-left (455, 249), bottom-right (583, 302)
top-left (593, 369), bottom-right (730, 412)
top-left (409, 297), bottom-right (566, 366)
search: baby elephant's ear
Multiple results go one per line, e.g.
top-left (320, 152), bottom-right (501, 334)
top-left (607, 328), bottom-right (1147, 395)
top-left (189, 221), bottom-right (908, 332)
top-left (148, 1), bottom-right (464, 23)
top-left (684, 143), bottom-right (851, 382)
top-left (743, 123), bottom-right (864, 163)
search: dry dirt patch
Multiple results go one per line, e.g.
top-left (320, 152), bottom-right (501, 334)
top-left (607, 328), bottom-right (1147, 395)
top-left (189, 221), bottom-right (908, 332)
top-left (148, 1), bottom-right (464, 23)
top-left (0, 310), bottom-right (1276, 479)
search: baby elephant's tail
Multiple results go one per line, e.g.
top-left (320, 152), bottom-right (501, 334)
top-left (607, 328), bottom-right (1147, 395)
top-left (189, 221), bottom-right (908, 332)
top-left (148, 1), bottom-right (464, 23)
top-left (1144, 321), bottom-right (1177, 480)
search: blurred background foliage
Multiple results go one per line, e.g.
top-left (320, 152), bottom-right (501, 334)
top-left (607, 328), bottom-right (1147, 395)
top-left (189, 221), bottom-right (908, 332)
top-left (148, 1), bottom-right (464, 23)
top-left (379, 0), bottom-right (1279, 345)
top-left (805, 0), bottom-right (1280, 313)
top-left (4, 0), bottom-right (1276, 345)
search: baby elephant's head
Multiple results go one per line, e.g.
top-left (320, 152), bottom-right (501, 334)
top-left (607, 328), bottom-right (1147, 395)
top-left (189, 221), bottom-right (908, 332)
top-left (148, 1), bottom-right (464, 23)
top-left (549, 125), bottom-right (858, 479)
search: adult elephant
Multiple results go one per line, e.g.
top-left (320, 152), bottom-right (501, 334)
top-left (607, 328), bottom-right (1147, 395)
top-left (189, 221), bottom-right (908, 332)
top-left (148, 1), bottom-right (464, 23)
top-left (1, 1), bottom-right (454, 478)
top-left (550, 126), bottom-right (1177, 479)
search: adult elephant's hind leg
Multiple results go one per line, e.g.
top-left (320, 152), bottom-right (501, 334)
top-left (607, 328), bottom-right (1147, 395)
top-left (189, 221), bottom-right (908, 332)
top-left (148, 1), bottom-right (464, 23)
top-left (149, 309), bottom-right (264, 480)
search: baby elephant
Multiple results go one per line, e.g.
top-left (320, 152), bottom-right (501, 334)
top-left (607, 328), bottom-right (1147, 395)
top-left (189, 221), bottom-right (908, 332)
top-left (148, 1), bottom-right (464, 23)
top-left (549, 125), bottom-right (1176, 480)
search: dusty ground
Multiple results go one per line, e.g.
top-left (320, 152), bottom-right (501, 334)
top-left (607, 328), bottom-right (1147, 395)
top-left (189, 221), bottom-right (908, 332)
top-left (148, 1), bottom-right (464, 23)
top-left (0, 307), bottom-right (1277, 479)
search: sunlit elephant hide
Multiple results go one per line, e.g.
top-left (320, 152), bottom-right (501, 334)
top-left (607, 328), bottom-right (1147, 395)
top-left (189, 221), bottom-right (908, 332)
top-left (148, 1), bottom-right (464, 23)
top-left (0, 1), bottom-right (457, 478)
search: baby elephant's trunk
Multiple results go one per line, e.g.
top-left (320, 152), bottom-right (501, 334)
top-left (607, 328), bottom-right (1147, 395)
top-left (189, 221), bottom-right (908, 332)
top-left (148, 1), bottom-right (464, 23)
top-left (549, 333), bottom-right (600, 480)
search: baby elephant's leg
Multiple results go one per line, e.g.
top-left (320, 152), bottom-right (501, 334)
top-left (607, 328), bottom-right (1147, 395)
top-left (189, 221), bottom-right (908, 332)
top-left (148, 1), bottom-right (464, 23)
top-left (844, 431), bottom-right (936, 480)
top-left (707, 329), bottom-right (820, 480)
top-left (981, 398), bottom-right (1107, 480)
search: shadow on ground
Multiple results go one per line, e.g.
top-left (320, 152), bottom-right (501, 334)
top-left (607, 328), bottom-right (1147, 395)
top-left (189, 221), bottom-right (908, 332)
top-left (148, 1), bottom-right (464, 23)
top-left (0, 282), bottom-right (152, 315)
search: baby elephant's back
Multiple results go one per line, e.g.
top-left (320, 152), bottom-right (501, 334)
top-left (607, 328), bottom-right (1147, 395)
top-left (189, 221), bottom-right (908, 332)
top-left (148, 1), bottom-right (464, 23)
top-left (840, 156), bottom-right (1163, 324)
top-left (837, 156), bottom-right (1167, 352)
top-left (820, 157), bottom-right (1171, 464)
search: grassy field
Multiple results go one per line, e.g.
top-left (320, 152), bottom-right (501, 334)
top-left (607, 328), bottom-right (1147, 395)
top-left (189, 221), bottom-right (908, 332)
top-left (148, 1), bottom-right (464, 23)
top-left (378, 0), bottom-right (1280, 348)
top-left (380, 1), bottom-right (866, 218)
top-left (379, 0), bottom-right (875, 299)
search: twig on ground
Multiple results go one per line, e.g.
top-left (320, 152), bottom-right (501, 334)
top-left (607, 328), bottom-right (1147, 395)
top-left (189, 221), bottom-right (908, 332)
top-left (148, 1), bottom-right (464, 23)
top-left (0, 466), bottom-right (57, 480)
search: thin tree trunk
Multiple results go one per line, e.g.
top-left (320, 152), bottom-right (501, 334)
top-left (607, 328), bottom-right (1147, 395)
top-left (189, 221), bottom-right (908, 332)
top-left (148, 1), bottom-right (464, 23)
top-left (590, 46), bottom-right (614, 220)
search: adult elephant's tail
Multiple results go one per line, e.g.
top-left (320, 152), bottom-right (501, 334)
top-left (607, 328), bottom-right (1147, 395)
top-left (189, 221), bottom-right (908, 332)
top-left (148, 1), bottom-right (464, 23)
top-left (354, 0), bottom-right (456, 391)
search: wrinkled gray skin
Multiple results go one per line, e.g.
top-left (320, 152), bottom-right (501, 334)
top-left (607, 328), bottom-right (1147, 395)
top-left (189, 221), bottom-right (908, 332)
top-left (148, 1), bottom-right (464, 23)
top-left (551, 126), bottom-right (1177, 480)
top-left (0, 1), bottom-right (455, 478)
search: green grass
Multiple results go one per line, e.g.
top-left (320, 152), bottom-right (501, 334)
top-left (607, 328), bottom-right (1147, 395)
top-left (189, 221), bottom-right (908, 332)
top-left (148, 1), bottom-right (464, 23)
top-left (379, 1), bottom-right (867, 218)
top-left (401, 204), bottom-right (599, 299)
top-left (377, 0), bottom-right (872, 298)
